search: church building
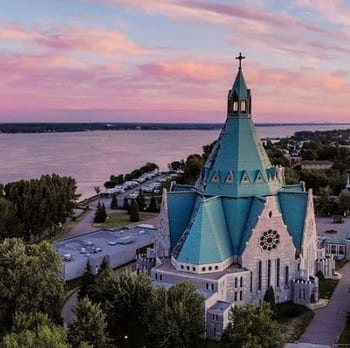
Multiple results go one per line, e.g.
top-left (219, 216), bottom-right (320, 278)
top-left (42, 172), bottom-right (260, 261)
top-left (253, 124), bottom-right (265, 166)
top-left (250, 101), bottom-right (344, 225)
top-left (151, 54), bottom-right (320, 341)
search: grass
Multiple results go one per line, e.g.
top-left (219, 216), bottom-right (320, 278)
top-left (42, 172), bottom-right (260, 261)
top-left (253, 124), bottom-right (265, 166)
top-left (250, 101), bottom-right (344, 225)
top-left (92, 210), bottom-right (157, 229)
top-left (336, 259), bottom-right (348, 271)
top-left (49, 208), bottom-right (91, 242)
top-left (319, 278), bottom-right (339, 299)
top-left (276, 303), bottom-right (314, 342)
top-left (339, 316), bottom-right (350, 344)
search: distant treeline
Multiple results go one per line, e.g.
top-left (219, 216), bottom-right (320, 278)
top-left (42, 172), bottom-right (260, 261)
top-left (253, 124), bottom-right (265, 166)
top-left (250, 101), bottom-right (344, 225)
top-left (0, 123), bottom-right (223, 133)
top-left (2, 122), bottom-right (349, 134)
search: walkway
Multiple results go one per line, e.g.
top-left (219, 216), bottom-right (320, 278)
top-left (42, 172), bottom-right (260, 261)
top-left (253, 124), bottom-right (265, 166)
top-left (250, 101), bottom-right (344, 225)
top-left (299, 261), bottom-right (350, 346)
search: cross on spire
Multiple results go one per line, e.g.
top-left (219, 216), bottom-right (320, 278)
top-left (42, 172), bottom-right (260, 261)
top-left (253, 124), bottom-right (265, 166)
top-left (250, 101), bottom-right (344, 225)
top-left (235, 52), bottom-right (245, 70)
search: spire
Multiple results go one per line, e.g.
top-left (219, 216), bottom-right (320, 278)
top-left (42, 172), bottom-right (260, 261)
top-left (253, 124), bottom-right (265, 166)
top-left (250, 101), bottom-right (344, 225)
top-left (195, 54), bottom-right (282, 198)
top-left (227, 52), bottom-right (251, 117)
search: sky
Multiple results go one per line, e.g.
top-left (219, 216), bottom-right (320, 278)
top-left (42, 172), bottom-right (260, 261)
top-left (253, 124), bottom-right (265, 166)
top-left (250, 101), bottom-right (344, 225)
top-left (1, 0), bottom-right (350, 123)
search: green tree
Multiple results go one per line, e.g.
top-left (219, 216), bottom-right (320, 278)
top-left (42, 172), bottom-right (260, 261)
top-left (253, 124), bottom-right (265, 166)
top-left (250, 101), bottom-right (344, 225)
top-left (183, 154), bottom-right (204, 184)
top-left (129, 199), bottom-right (140, 222)
top-left (0, 198), bottom-right (22, 240)
top-left (338, 191), bottom-right (350, 216)
top-left (316, 186), bottom-right (335, 216)
top-left (148, 196), bottom-right (158, 212)
top-left (222, 302), bottom-right (284, 348)
top-left (0, 239), bottom-right (65, 331)
top-left (78, 261), bottom-right (95, 301)
top-left (150, 282), bottom-right (205, 348)
top-left (2, 312), bottom-right (69, 348)
top-left (137, 191), bottom-right (146, 211)
top-left (68, 297), bottom-right (108, 348)
top-left (94, 202), bottom-right (107, 223)
top-left (123, 197), bottom-right (129, 212)
top-left (110, 195), bottom-right (118, 210)
top-left (263, 286), bottom-right (276, 316)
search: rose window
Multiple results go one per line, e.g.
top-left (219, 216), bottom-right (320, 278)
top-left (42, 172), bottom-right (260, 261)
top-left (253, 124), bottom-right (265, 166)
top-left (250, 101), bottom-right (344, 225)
top-left (259, 230), bottom-right (280, 251)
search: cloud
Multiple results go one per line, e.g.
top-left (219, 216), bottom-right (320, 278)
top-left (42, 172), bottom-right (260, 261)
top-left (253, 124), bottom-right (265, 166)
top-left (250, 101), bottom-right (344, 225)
top-left (0, 24), bottom-right (144, 55)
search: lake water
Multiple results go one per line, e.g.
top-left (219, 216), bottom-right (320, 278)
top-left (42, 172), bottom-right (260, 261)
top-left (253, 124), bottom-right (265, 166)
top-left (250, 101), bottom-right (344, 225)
top-left (1, 124), bottom-right (350, 199)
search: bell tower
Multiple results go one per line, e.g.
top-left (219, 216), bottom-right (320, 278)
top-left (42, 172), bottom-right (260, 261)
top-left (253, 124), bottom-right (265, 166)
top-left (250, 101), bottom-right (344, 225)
top-left (227, 53), bottom-right (251, 118)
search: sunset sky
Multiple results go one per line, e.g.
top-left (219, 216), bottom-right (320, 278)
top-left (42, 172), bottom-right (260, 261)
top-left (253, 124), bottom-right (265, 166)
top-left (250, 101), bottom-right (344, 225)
top-left (1, 0), bottom-right (350, 123)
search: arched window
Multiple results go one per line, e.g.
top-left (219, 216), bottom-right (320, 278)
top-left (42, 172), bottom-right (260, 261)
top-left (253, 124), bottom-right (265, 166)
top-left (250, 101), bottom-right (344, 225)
top-left (267, 260), bottom-right (271, 288)
top-left (233, 101), bottom-right (238, 112)
top-left (240, 100), bottom-right (246, 113)
top-left (258, 261), bottom-right (262, 291)
top-left (285, 266), bottom-right (289, 286)
top-left (276, 258), bottom-right (280, 288)
top-left (240, 276), bottom-right (243, 287)
top-left (235, 277), bottom-right (238, 288)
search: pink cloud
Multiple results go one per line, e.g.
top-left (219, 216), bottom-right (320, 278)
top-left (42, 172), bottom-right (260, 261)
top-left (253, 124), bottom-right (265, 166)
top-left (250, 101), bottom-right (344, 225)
top-left (0, 24), bottom-right (144, 55)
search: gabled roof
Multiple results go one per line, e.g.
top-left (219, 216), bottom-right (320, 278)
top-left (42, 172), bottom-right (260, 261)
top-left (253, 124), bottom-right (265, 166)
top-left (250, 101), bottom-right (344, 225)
top-left (278, 191), bottom-right (307, 249)
top-left (167, 191), bottom-right (196, 249)
top-left (175, 196), bottom-right (232, 264)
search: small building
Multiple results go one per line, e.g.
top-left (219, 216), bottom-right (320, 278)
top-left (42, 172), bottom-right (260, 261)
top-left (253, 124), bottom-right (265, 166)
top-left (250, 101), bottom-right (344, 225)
top-left (301, 160), bottom-right (333, 170)
top-left (55, 226), bottom-right (156, 280)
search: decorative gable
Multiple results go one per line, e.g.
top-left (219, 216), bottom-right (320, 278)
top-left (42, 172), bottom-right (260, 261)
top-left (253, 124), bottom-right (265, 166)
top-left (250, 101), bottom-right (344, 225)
top-left (211, 171), bottom-right (220, 183)
top-left (255, 171), bottom-right (265, 184)
top-left (225, 171), bottom-right (234, 184)
top-left (240, 171), bottom-right (251, 184)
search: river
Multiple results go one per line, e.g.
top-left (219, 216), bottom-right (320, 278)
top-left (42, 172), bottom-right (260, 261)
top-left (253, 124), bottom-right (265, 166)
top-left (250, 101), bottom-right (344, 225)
top-left (1, 124), bottom-right (350, 199)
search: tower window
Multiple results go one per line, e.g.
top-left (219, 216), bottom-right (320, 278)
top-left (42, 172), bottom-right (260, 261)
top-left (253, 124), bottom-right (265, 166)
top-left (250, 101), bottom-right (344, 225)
top-left (240, 100), bottom-right (246, 113)
top-left (240, 276), bottom-right (243, 287)
top-left (285, 266), bottom-right (289, 286)
top-left (233, 101), bottom-right (238, 112)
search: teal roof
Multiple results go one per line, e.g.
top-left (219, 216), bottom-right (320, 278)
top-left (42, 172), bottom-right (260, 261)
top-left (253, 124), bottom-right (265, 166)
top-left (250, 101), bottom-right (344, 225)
top-left (238, 197), bottom-right (266, 254)
top-left (167, 191), bottom-right (196, 248)
top-left (195, 115), bottom-right (282, 197)
top-left (171, 184), bottom-right (194, 192)
top-left (230, 69), bottom-right (249, 98)
top-left (281, 183), bottom-right (305, 193)
top-left (278, 192), bottom-right (307, 249)
top-left (222, 197), bottom-right (254, 254)
top-left (174, 196), bottom-right (232, 264)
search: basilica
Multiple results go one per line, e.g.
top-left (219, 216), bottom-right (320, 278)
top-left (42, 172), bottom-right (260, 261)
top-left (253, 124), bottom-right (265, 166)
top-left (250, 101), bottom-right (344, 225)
top-left (151, 54), bottom-right (322, 340)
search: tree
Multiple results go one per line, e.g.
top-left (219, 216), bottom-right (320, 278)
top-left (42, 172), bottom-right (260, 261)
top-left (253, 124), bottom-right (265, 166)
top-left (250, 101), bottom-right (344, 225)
top-left (0, 239), bottom-right (65, 331)
top-left (316, 186), bottom-right (335, 216)
top-left (148, 196), bottom-right (158, 212)
top-left (129, 199), bottom-right (140, 222)
top-left (94, 202), bottom-right (107, 223)
top-left (123, 197), bottom-right (129, 212)
top-left (137, 191), bottom-right (146, 211)
top-left (2, 312), bottom-right (69, 348)
top-left (0, 198), bottom-right (22, 240)
top-left (263, 286), bottom-right (276, 316)
top-left (183, 154), bottom-right (204, 184)
top-left (110, 195), bottom-right (118, 209)
top-left (150, 282), bottom-right (205, 348)
top-left (338, 191), bottom-right (350, 216)
top-left (2, 174), bottom-right (80, 240)
top-left (78, 261), bottom-right (95, 301)
top-left (88, 271), bottom-right (154, 346)
top-left (68, 297), bottom-right (108, 348)
top-left (222, 302), bottom-right (284, 348)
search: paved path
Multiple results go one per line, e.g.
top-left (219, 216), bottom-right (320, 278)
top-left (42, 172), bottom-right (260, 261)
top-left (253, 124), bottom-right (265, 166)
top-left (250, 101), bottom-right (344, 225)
top-left (62, 291), bottom-right (78, 325)
top-left (300, 261), bottom-right (350, 346)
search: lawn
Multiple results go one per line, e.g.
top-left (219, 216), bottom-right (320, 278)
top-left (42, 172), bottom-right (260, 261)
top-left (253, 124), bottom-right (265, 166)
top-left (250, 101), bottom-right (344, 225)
top-left (276, 302), bottom-right (314, 343)
top-left (319, 278), bottom-right (339, 299)
top-left (92, 210), bottom-right (157, 229)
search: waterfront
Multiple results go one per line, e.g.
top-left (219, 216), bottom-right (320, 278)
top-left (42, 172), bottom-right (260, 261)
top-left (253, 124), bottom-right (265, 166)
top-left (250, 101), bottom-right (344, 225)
top-left (1, 124), bottom-right (350, 199)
